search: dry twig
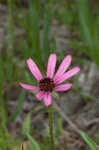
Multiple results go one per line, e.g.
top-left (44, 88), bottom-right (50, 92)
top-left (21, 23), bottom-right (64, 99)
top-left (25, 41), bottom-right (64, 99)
top-left (54, 102), bottom-right (81, 135)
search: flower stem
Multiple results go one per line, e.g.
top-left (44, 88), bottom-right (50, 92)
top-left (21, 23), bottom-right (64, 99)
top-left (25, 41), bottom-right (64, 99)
top-left (48, 106), bottom-right (55, 150)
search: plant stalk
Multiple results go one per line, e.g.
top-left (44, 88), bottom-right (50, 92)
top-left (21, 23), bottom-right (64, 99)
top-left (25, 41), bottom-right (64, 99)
top-left (48, 106), bottom-right (55, 150)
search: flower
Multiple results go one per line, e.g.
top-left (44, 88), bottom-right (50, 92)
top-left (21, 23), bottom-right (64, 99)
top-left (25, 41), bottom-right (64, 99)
top-left (19, 54), bottom-right (80, 107)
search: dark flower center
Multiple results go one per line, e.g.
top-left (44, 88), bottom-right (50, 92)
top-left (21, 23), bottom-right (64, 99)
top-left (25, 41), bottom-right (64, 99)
top-left (39, 77), bottom-right (55, 92)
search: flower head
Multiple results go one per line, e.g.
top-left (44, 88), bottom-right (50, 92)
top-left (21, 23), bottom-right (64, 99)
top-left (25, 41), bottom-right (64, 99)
top-left (19, 54), bottom-right (80, 107)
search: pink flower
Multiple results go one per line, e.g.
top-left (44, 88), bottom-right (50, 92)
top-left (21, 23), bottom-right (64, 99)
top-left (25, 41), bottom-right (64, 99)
top-left (19, 54), bottom-right (80, 107)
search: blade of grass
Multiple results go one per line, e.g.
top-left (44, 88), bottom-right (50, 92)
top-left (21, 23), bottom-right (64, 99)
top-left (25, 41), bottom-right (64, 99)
top-left (22, 11), bottom-right (34, 59)
top-left (0, 93), bottom-right (7, 128)
top-left (93, 15), bottom-right (99, 54)
top-left (6, 56), bottom-right (13, 81)
top-left (29, 0), bottom-right (42, 68)
top-left (7, 89), bottom-right (25, 123)
top-left (22, 113), bottom-right (31, 135)
top-left (26, 133), bottom-right (41, 150)
top-left (77, 0), bottom-right (99, 67)
top-left (42, 7), bottom-right (51, 63)
top-left (8, 0), bottom-right (15, 54)
top-left (80, 131), bottom-right (99, 150)
top-left (0, 53), bottom-right (4, 89)
top-left (70, 40), bottom-right (89, 55)
top-left (77, 0), bottom-right (94, 55)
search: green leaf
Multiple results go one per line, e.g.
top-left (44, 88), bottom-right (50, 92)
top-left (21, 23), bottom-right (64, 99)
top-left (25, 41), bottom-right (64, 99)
top-left (26, 133), bottom-right (41, 150)
top-left (22, 113), bottom-right (31, 135)
top-left (80, 130), bottom-right (99, 150)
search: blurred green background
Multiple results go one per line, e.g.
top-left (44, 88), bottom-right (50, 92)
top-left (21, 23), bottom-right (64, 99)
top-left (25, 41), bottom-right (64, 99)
top-left (0, 0), bottom-right (99, 149)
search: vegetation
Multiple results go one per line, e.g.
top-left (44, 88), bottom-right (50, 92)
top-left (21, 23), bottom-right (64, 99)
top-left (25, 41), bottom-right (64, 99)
top-left (0, 0), bottom-right (99, 149)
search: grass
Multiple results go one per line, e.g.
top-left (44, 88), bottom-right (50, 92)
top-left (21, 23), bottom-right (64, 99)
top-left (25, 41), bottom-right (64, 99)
top-left (71, 0), bottom-right (99, 68)
top-left (0, 0), bottom-right (99, 149)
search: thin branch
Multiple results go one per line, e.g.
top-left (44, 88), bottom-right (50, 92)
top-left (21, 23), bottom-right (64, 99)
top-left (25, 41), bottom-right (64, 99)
top-left (54, 102), bottom-right (81, 135)
top-left (82, 118), bottom-right (99, 127)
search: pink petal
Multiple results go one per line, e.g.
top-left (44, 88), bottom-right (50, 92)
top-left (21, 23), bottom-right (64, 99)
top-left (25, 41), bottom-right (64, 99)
top-left (35, 91), bottom-right (45, 101)
top-left (27, 58), bottom-right (43, 81)
top-left (44, 92), bottom-right (52, 107)
top-left (54, 55), bottom-right (72, 80)
top-left (54, 67), bottom-right (80, 84)
top-left (54, 83), bottom-right (72, 91)
top-left (19, 82), bottom-right (38, 90)
top-left (47, 54), bottom-right (56, 78)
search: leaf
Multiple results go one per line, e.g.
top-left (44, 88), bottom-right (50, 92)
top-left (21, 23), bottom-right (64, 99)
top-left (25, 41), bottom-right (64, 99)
top-left (80, 130), bottom-right (99, 150)
top-left (26, 133), bottom-right (41, 150)
top-left (22, 113), bottom-right (31, 135)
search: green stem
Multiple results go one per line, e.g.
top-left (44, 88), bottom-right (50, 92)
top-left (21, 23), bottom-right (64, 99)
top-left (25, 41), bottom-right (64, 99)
top-left (48, 106), bottom-right (55, 150)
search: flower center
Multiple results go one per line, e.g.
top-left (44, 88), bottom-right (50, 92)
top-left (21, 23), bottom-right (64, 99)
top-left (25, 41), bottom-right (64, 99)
top-left (39, 77), bottom-right (55, 92)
